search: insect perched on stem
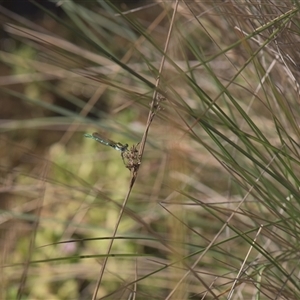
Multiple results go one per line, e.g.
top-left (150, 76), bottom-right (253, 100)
top-left (84, 133), bottom-right (128, 152)
top-left (84, 132), bottom-right (141, 172)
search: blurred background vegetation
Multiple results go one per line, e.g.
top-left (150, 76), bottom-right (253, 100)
top-left (1, 0), bottom-right (300, 299)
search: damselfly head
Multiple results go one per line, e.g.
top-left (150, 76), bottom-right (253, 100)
top-left (114, 143), bottom-right (129, 152)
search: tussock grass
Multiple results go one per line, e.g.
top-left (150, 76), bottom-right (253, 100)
top-left (1, 1), bottom-right (300, 299)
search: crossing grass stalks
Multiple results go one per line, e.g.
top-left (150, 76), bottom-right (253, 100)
top-left (1, 0), bottom-right (300, 299)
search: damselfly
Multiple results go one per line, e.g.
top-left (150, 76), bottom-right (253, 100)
top-left (84, 132), bottom-right (128, 152)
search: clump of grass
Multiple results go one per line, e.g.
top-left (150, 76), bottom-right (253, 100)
top-left (1, 0), bottom-right (300, 299)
